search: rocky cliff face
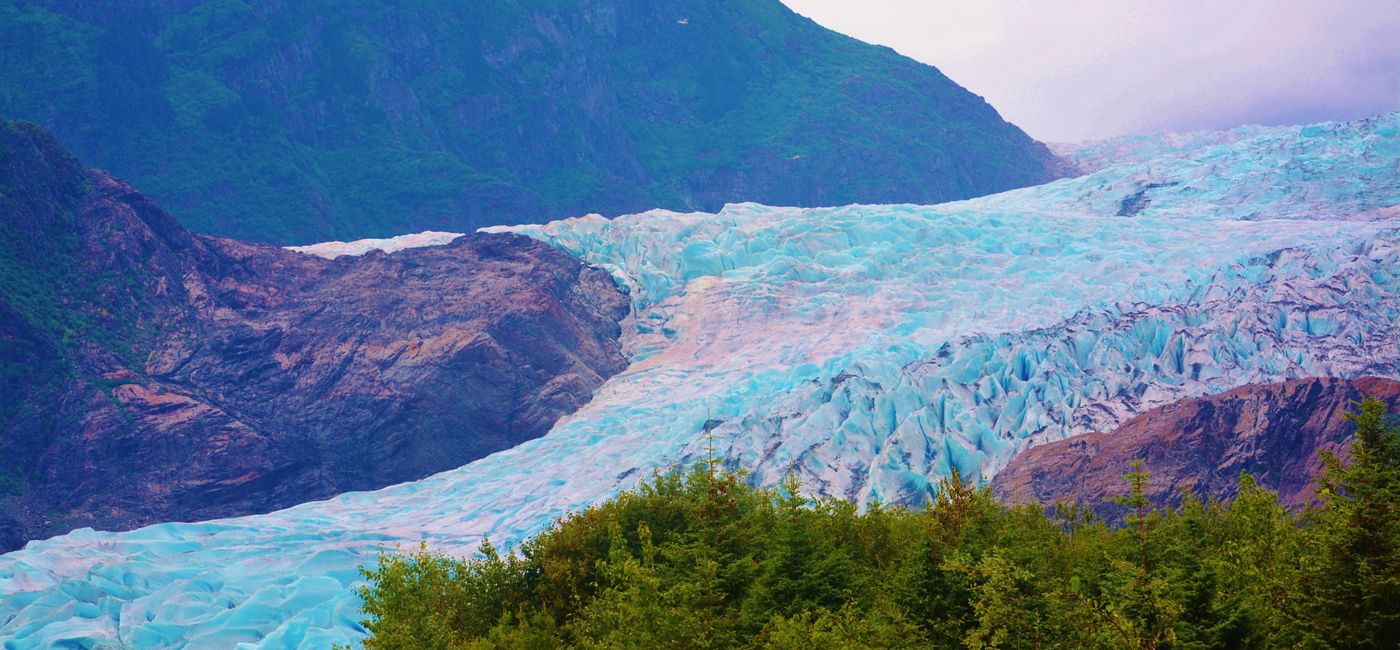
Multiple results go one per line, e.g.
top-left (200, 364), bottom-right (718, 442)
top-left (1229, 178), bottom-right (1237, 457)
top-left (990, 377), bottom-right (1400, 522)
top-left (1, 0), bottom-right (1066, 244)
top-left (0, 122), bottom-right (630, 550)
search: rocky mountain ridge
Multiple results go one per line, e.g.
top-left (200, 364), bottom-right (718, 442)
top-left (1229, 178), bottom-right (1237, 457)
top-left (0, 121), bottom-right (630, 550)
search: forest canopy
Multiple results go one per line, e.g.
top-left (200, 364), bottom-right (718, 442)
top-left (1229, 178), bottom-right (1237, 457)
top-left (350, 398), bottom-right (1400, 649)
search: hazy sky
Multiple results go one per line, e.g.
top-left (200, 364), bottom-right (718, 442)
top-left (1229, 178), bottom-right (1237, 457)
top-left (781, 0), bottom-right (1400, 142)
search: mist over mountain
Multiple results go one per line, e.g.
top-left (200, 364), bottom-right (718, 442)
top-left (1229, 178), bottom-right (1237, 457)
top-left (1, 0), bottom-right (1064, 244)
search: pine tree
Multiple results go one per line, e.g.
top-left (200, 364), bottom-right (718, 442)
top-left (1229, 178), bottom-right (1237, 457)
top-left (1113, 459), bottom-right (1153, 575)
top-left (1102, 459), bottom-right (1179, 650)
top-left (1311, 397), bottom-right (1400, 648)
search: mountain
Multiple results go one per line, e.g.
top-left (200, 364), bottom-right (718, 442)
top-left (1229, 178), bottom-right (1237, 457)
top-left (1, 114), bottom-right (1395, 647)
top-left (990, 377), bottom-right (1400, 522)
top-left (0, 121), bottom-right (630, 551)
top-left (0, 0), bottom-right (1066, 245)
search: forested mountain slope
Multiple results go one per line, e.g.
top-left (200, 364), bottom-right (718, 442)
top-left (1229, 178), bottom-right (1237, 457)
top-left (1, 0), bottom-right (1064, 244)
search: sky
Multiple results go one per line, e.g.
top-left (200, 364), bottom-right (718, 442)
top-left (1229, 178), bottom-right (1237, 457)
top-left (781, 0), bottom-right (1400, 142)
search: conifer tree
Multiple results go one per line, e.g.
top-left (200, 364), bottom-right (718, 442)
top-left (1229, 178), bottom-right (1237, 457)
top-left (1311, 397), bottom-right (1400, 648)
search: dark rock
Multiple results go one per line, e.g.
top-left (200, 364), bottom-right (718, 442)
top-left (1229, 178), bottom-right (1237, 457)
top-left (0, 122), bottom-right (630, 550)
top-left (1116, 181), bottom-right (1180, 217)
top-left (990, 377), bottom-right (1400, 524)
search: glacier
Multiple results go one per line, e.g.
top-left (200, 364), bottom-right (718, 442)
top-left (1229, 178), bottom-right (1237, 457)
top-left (286, 231), bottom-right (465, 259)
top-left (1, 114), bottom-right (1398, 648)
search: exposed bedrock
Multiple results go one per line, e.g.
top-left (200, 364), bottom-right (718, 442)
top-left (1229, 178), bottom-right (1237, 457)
top-left (0, 122), bottom-right (630, 550)
top-left (990, 377), bottom-right (1400, 522)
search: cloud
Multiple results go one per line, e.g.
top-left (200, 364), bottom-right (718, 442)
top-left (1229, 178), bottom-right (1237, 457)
top-left (782, 0), bottom-right (1400, 141)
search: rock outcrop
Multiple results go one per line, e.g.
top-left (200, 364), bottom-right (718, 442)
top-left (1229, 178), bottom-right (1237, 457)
top-left (990, 377), bottom-right (1400, 522)
top-left (0, 121), bottom-right (630, 550)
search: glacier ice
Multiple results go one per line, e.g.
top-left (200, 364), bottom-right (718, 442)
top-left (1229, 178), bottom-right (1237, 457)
top-left (286, 231), bottom-right (464, 259)
top-left (1049, 123), bottom-right (1274, 174)
top-left (1, 114), bottom-right (1398, 648)
top-left (1019, 113), bottom-right (1400, 221)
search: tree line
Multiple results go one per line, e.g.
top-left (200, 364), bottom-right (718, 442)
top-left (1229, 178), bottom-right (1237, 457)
top-left (349, 398), bottom-right (1400, 649)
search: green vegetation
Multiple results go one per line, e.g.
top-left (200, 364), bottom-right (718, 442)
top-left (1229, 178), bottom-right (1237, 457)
top-left (0, 120), bottom-right (94, 414)
top-left (0, 121), bottom-right (156, 441)
top-left (0, 0), bottom-right (1057, 244)
top-left (0, 124), bottom-right (146, 330)
top-left (352, 398), bottom-right (1400, 649)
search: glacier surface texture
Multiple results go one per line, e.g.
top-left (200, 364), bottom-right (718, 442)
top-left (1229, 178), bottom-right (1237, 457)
top-left (1, 114), bottom-right (1398, 648)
